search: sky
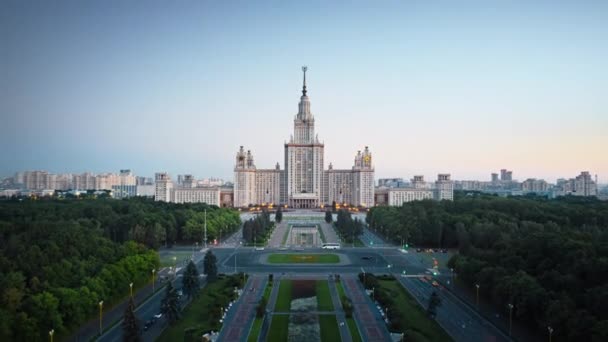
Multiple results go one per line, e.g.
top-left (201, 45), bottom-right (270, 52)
top-left (1, 0), bottom-right (607, 183)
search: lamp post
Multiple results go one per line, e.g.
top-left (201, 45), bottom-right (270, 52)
top-left (508, 303), bottom-right (514, 336)
top-left (475, 284), bottom-right (480, 308)
top-left (173, 256), bottom-right (177, 275)
top-left (98, 301), bottom-right (104, 336)
top-left (129, 282), bottom-right (133, 298)
top-left (152, 268), bottom-right (156, 293)
top-left (548, 326), bottom-right (553, 342)
top-left (49, 329), bottom-right (54, 342)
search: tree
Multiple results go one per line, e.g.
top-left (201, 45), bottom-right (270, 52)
top-left (160, 282), bottom-right (180, 324)
top-left (427, 291), bottom-right (441, 318)
top-left (256, 297), bottom-right (267, 318)
top-left (275, 207), bottom-right (283, 223)
top-left (203, 250), bottom-right (218, 282)
top-left (122, 298), bottom-right (141, 342)
top-left (182, 261), bottom-right (200, 298)
top-left (325, 210), bottom-right (333, 223)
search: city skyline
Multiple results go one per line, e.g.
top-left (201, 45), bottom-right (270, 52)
top-left (2, 1), bottom-right (607, 183)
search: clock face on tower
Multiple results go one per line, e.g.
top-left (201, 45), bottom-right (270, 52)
top-left (363, 155), bottom-right (371, 163)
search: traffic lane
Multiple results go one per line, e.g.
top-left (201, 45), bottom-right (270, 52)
top-left (399, 277), bottom-right (508, 342)
top-left (98, 256), bottom-right (207, 342)
top-left (399, 277), bottom-right (474, 342)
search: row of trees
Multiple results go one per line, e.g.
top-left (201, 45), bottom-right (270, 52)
top-left (334, 210), bottom-right (364, 243)
top-left (242, 209), bottom-right (274, 244)
top-left (367, 193), bottom-right (608, 341)
top-left (0, 197), bottom-right (241, 249)
top-left (0, 222), bottom-right (158, 341)
top-left (0, 197), bottom-right (241, 341)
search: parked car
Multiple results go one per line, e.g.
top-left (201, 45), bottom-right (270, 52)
top-left (154, 313), bottom-right (163, 319)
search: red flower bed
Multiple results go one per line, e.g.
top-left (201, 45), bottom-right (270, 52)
top-left (291, 280), bottom-right (316, 299)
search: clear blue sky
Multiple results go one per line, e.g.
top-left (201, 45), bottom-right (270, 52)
top-left (2, 0), bottom-right (607, 183)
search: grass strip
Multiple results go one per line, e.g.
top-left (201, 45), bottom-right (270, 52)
top-left (247, 316), bottom-right (263, 342)
top-left (267, 315), bottom-right (289, 341)
top-left (157, 274), bottom-right (244, 342)
top-left (316, 280), bottom-right (334, 311)
top-left (318, 314), bottom-right (340, 342)
top-left (346, 317), bottom-right (362, 342)
top-left (275, 279), bottom-right (292, 312)
top-left (267, 253), bottom-right (339, 264)
top-left (282, 224), bottom-right (291, 245)
top-left (317, 224), bottom-right (327, 243)
top-left (378, 279), bottom-right (452, 341)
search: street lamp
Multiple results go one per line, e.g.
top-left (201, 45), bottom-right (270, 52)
top-left (129, 282), bottom-right (133, 298)
top-left (98, 301), bottom-right (104, 336)
top-left (475, 284), bottom-right (480, 308)
top-left (548, 326), bottom-right (553, 342)
top-left (49, 329), bottom-right (54, 342)
top-left (173, 256), bottom-right (177, 274)
top-left (152, 268), bottom-right (156, 293)
top-left (508, 303), bottom-right (514, 336)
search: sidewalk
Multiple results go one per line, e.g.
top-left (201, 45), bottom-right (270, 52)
top-left (328, 277), bottom-right (352, 342)
top-left (342, 275), bottom-right (391, 342)
top-left (217, 275), bottom-right (265, 342)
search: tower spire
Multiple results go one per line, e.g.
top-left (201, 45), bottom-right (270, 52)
top-left (302, 66), bottom-right (308, 96)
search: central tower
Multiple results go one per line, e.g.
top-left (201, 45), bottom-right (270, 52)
top-left (284, 66), bottom-right (325, 208)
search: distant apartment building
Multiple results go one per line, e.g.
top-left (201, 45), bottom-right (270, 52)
top-left (374, 174), bottom-right (454, 206)
top-left (552, 172), bottom-right (598, 197)
top-left (521, 178), bottom-right (549, 193)
top-left (154, 173), bottom-right (221, 206)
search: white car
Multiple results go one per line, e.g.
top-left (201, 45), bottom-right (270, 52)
top-left (154, 313), bottom-right (163, 319)
top-left (255, 247), bottom-right (265, 251)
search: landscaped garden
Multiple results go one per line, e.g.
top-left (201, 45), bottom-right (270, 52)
top-left (270, 279), bottom-right (341, 341)
top-left (267, 253), bottom-right (340, 264)
top-left (158, 273), bottom-right (246, 342)
top-left (359, 273), bottom-right (452, 341)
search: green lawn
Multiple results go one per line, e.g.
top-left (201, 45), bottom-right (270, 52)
top-left (267, 253), bottom-right (340, 264)
top-left (247, 316), bottom-right (263, 342)
top-left (267, 315), bottom-right (289, 341)
top-left (158, 275), bottom-right (243, 342)
top-left (316, 280), bottom-right (334, 311)
top-left (336, 280), bottom-right (346, 299)
top-left (379, 279), bottom-right (452, 341)
top-left (275, 279), bottom-right (293, 312)
top-left (347, 317), bottom-right (362, 342)
top-left (319, 314), bottom-right (340, 342)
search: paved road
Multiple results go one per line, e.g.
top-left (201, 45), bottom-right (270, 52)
top-left (397, 275), bottom-right (511, 342)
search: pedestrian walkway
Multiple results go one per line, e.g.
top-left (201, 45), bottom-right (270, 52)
top-left (218, 275), bottom-right (265, 342)
top-left (319, 222), bottom-right (340, 244)
top-left (342, 275), bottom-right (391, 342)
top-left (328, 277), bottom-right (352, 342)
top-left (268, 222), bottom-right (290, 247)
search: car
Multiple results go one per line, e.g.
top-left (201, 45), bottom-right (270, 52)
top-left (441, 249), bottom-right (448, 253)
top-left (361, 256), bottom-right (373, 260)
top-left (255, 247), bottom-right (265, 251)
top-left (416, 248), bottom-right (422, 252)
top-left (154, 313), bottom-right (163, 319)
top-left (432, 281), bottom-right (439, 287)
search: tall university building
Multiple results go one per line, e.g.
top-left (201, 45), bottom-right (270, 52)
top-left (152, 67), bottom-right (455, 207)
top-left (234, 67), bottom-right (375, 208)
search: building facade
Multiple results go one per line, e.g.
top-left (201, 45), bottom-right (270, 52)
top-left (233, 67), bottom-right (375, 208)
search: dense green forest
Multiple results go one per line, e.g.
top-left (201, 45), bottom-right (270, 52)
top-left (0, 198), bottom-right (241, 341)
top-left (367, 193), bottom-right (608, 341)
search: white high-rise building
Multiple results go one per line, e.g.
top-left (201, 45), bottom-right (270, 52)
top-left (233, 67), bottom-right (375, 208)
